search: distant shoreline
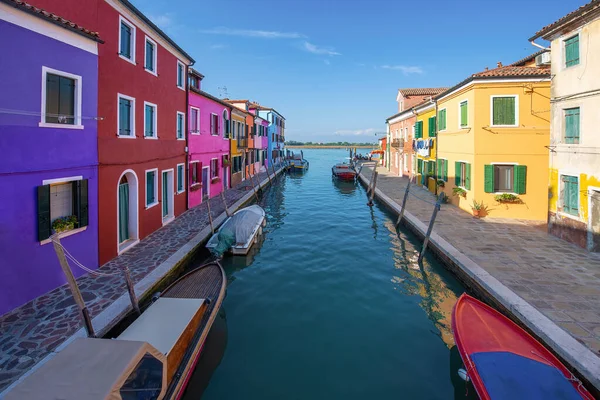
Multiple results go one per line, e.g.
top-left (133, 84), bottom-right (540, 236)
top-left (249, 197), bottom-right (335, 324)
top-left (286, 145), bottom-right (375, 149)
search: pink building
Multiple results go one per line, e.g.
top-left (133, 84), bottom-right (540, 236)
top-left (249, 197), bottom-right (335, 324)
top-left (249, 102), bottom-right (270, 172)
top-left (188, 69), bottom-right (231, 208)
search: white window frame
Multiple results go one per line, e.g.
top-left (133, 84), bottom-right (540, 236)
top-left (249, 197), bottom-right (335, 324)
top-left (40, 175), bottom-right (87, 244)
top-left (456, 160), bottom-right (469, 190)
top-left (438, 108), bottom-right (447, 132)
top-left (490, 162), bottom-right (519, 195)
top-left (176, 163), bottom-right (185, 194)
top-left (189, 106), bottom-right (200, 135)
top-left (211, 158), bottom-right (219, 179)
top-left (176, 111), bottom-right (185, 140)
top-left (176, 60), bottom-right (185, 90)
top-left (190, 161), bottom-right (201, 187)
top-left (117, 93), bottom-right (136, 138)
top-left (490, 95), bottom-right (519, 128)
top-left (118, 16), bottom-right (136, 65)
top-left (562, 30), bottom-right (582, 70)
top-left (145, 168), bottom-right (159, 209)
top-left (210, 113), bottom-right (219, 136)
top-left (143, 101), bottom-right (158, 139)
top-left (39, 66), bottom-right (83, 129)
top-left (144, 35), bottom-right (158, 76)
top-left (458, 100), bottom-right (469, 129)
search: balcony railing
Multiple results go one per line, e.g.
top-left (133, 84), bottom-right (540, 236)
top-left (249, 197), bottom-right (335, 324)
top-left (391, 138), bottom-right (404, 148)
top-left (237, 138), bottom-right (248, 148)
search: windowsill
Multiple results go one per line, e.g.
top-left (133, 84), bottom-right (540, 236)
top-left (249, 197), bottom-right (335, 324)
top-left (494, 191), bottom-right (518, 196)
top-left (211, 133), bottom-right (219, 136)
top-left (190, 183), bottom-right (201, 188)
top-left (190, 131), bottom-right (200, 135)
top-left (119, 54), bottom-right (136, 65)
top-left (490, 125), bottom-right (518, 128)
top-left (177, 85), bottom-right (185, 91)
top-left (144, 68), bottom-right (158, 77)
top-left (40, 226), bottom-right (87, 245)
top-left (176, 189), bottom-right (185, 194)
top-left (558, 142), bottom-right (580, 146)
top-left (144, 136), bottom-right (158, 140)
top-left (117, 134), bottom-right (136, 139)
top-left (162, 216), bottom-right (175, 226)
top-left (39, 122), bottom-right (84, 130)
top-left (557, 211), bottom-right (581, 221)
top-left (146, 201), bottom-right (159, 210)
top-left (119, 238), bottom-right (139, 255)
top-left (177, 138), bottom-right (185, 141)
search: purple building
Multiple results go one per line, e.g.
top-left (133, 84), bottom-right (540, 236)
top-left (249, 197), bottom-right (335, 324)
top-left (0, 0), bottom-right (102, 316)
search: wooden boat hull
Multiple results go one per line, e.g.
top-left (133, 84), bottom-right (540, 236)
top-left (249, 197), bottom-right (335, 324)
top-left (452, 294), bottom-right (592, 400)
top-left (332, 164), bottom-right (356, 181)
top-left (161, 262), bottom-right (227, 400)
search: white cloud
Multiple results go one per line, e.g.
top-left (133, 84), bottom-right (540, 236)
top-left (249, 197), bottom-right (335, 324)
top-left (324, 59), bottom-right (331, 65)
top-left (334, 128), bottom-right (377, 136)
top-left (149, 13), bottom-right (174, 30)
top-left (380, 65), bottom-right (424, 75)
top-left (200, 27), bottom-right (306, 39)
top-left (303, 41), bottom-right (341, 56)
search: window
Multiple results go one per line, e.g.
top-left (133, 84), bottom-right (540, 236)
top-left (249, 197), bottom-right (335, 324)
top-left (438, 109), bottom-right (447, 131)
top-left (144, 102), bottom-right (157, 138)
top-left (459, 101), bottom-right (468, 127)
top-left (118, 94), bottom-right (135, 137)
top-left (403, 153), bottom-right (408, 172)
top-left (190, 107), bottom-right (199, 134)
top-left (415, 121), bottom-right (423, 138)
top-left (223, 110), bottom-right (230, 138)
top-left (119, 17), bottom-right (135, 63)
top-left (437, 159), bottom-right (448, 182)
top-left (484, 164), bottom-right (526, 194)
top-left (454, 162), bottom-right (471, 189)
top-left (492, 96), bottom-right (517, 126)
top-left (210, 113), bottom-right (219, 135)
top-left (565, 34), bottom-right (580, 68)
top-left (211, 159), bottom-right (218, 178)
top-left (144, 36), bottom-right (157, 74)
top-left (177, 164), bottom-right (185, 193)
top-left (190, 162), bottom-right (200, 186)
top-left (428, 116), bottom-right (437, 137)
top-left (189, 75), bottom-right (200, 90)
top-left (41, 67), bottom-right (83, 128)
top-left (145, 169), bottom-right (158, 207)
top-left (564, 107), bottom-right (580, 144)
top-left (177, 61), bottom-right (185, 89)
top-left (232, 156), bottom-right (242, 173)
top-left (176, 112), bottom-right (185, 140)
top-left (561, 175), bottom-right (579, 215)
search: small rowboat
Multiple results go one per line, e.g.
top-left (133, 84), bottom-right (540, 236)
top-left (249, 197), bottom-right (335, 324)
top-left (452, 294), bottom-right (593, 400)
top-left (6, 262), bottom-right (226, 400)
top-left (206, 205), bottom-right (266, 256)
top-left (332, 163), bottom-right (357, 181)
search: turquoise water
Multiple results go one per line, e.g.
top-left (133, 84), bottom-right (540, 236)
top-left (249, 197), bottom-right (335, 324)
top-left (187, 149), bottom-right (467, 399)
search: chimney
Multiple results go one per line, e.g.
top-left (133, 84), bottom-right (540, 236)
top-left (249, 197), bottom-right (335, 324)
top-left (497, 61), bottom-right (503, 68)
top-left (484, 67), bottom-right (489, 71)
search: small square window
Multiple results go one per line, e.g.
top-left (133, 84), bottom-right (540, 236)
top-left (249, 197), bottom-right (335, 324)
top-left (492, 96), bottom-right (517, 126)
top-left (210, 114), bottom-right (219, 135)
top-left (44, 73), bottom-right (75, 125)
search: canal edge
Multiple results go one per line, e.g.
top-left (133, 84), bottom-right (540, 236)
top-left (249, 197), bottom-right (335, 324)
top-left (357, 169), bottom-right (600, 392)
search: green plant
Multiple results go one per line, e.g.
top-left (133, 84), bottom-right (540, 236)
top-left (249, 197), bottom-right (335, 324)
top-left (437, 179), bottom-right (445, 187)
top-left (471, 200), bottom-right (485, 210)
top-left (452, 187), bottom-right (467, 198)
top-left (494, 193), bottom-right (522, 203)
top-left (52, 215), bottom-right (78, 233)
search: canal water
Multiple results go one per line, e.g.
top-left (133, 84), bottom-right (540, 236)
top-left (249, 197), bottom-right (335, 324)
top-left (185, 149), bottom-right (468, 400)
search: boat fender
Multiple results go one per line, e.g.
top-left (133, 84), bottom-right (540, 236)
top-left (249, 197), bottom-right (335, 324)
top-left (151, 292), bottom-right (161, 303)
top-left (205, 298), bottom-right (212, 305)
top-left (457, 368), bottom-right (470, 382)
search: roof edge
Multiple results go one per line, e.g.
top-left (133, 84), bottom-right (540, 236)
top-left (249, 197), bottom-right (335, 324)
top-left (529, 1), bottom-right (600, 41)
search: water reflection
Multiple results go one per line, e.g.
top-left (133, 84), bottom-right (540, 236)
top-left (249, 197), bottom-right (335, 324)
top-left (331, 178), bottom-right (358, 196)
top-left (449, 345), bottom-right (479, 400)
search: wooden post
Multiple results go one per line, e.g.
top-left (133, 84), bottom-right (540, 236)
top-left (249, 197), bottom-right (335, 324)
top-left (51, 235), bottom-right (95, 337)
top-left (220, 191), bottom-right (231, 217)
top-left (367, 163), bottom-right (378, 195)
top-left (367, 171), bottom-right (378, 206)
top-left (206, 196), bottom-right (214, 234)
top-left (266, 164), bottom-right (273, 185)
top-left (418, 193), bottom-right (444, 263)
top-left (249, 173), bottom-right (260, 203)
top-left (271, 163), bottom-right (278, 181)
top-left (123, 267), bottom-right (140, 315)
top-left (396, 177), bottom-right (411, 227)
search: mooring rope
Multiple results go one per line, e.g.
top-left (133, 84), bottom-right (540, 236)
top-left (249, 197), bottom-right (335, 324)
top-left (51, 237), bottom-right (120, 277)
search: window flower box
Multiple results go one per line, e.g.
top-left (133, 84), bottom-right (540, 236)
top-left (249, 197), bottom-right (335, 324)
top-left (494, 193), bottom-right (522, 204)
top-left (52, 215), bottom-right (78, 233)
top-left (452, 187), bottom-right (467, 198)
top-left (190, 183), bottom-right (202, 192)
top-left (211, 177), bottom-right (221, 184)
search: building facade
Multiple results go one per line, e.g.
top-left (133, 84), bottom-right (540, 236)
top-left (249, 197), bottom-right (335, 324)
top-left (230, 107), bottom-right (248, 187)
top-left (0, 1), bottom-right (100, 315)
top-left (257, 107), bottom-right (285, 166)
top-left (414, 102), bottom-right (437, 193)
top-left (188, 69), bottom-right (232, 208)
top-left (531, 2), bottom-right (600, 250)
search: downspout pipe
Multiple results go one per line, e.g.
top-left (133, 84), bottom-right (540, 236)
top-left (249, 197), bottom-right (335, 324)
top-left (530, 40), bottom-right (550, 51)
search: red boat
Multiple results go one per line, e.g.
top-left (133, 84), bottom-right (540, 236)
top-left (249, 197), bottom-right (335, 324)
top-left (452, 294), bottom-right (593, 400)
top-left (332, 163), bottom-right (357, 181)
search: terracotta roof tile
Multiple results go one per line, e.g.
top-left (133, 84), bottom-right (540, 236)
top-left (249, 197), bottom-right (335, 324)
top-left (530, 0), bottom-right (600, 40)
top-left (509, 50), bottom-right (547, 67)
top-left (398, 87), bottom-right (448, 97)
top-left (472, 65), bottom-right (550, 78)
top-left (2, 0), bottom-right (102, 42)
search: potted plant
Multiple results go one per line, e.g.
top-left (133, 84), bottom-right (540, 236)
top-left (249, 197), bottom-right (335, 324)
top-left (452, 187), bottom-right (467, 198)
top-left (437, 179), bottom-right (445, 188)
top-left (211, 177), bottom-right (221, 184)
top-left (494, 193), bottom-right (522, 204)
top-left (222, 159), bottom-right (232, 167)
top-left (190, 184), bottom-right (202, 192)
top-left (52, 215), bottom-right (78, 233)
top-left (471, 200), bottom-right (485, 218)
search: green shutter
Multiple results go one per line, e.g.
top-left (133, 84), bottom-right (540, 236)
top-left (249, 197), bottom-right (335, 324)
top-left (417, 159), bottom-right (423, 173)
top-left (514, 165), bottom-right (527, 195)
top-left (493, 97), bottom-right (516, 126)
top-left (438, 109), bottom-right (446, 131)
top-left (37, 185), bottom-right (51, 241)
top-left (565, 108), bottom-right (580, 144)
top-left (465, 163), bottom-right (471, 190)
top-left (415, 121), bottom-right (423, 139)
top-left (437, 159), bottom-right (442, 180)
top-left (429, 116), bottom-right (437, 137)
top-left (443, 160), bottom-right (448, 181)
top-left (147, 172), bottom-right (154, 205)
top-left (118, 183), bottom-right (129, 242)
top-left (78, 179), bottom-right (89, 227)
top-left (460, 102), bottom-right (468, 127)
top-left (569, 177), bottom-right (579, 214)
top-left (565, 35), bottom-right (579, 67)
top-left (455, 162), bottom-right (461, 186)
top-left (484, 165), bottom-right (494, 193)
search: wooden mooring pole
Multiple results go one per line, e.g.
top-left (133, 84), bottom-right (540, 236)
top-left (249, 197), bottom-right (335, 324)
top-left (123, 267), bottom-right (140, 315)
top-left (418, 193), bottom-right (444, 263)
top-left (206, 197), bottom-right (214, 234)
top-left (367, 171), bottom-right (378, 206)
top-left (266, 165), bottom-right (273, 186)
top-left (220, 191), bottom-right (231, 217)
top-left (271, 163), bottom-right (278, 181)
top-left (51, 235), bottom-right (95, 337)
top-left (367, 163), bottom-right (377, 195)
top-left (249, 173), bottom-right (260, 203)
top-left (396, 177), bottom-right (412, 227)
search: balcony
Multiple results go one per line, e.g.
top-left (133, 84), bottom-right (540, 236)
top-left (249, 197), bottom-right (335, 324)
top-left (391, 138), bottom-right (404, 148)
top-left (237, 138), bottom-right (248, 148)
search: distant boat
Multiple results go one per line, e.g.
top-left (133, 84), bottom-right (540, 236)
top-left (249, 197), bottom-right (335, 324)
top-left (452, 294), bottom-right (593, 400)
top-left (206, 205), bottom-right (266, 256)
top-left (287, 151), bottom-right (309, 172)
top-left (332, 162), bottom-right (357, 181)
top-left (5, 261), bottom-right (227, 400)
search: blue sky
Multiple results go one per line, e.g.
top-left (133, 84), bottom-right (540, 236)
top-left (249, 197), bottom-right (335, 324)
top-left (135, 0), bottom-right (577, 143)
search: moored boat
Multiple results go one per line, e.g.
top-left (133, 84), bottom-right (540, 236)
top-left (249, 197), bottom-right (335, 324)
top-left (332, 163), bottom-right (357, 181)
top-left (287, 151), bottom-right (309, 172)
top-left (452, 293), bottom-right (593, 400)
top-left (5, 262), bottom-right (226, 400)
top-left (206, 205), bottom-right (266, 256)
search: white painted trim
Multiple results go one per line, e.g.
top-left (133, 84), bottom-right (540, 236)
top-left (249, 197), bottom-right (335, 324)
top-left (490, 95), bottom-right (519, 127)
top-left (117, 93), bottom-right (136, 138)
top-left (144, 35), bottom-right (158, 76)
top-left (490, 162), bottom-right (519, 165)
top-left (176, 111), bottom-right (185, 140)
top-left (0, 2), bottom-right (98, 54)
top-left (118, 15), bottom-right (136, 65)
top-left (176, 60), bottom-right (185, 90)
top-left (587, 186), bottom-right (600, 250)
top-left (40, 226), bottom-right (87, 245)
top-left (210, 157), bottom-right (219, 179)
top-left (202, 165), bottom-right (210, 199)
top-left (42, 176), bottom-right (83, 185)
top-left (176, 163), bottom-right (185, 193)
top-left (145, 168), bottom-right (159, 209)
top-left (557, 170), bottom-right (582, 221)
top-left (386, 109), bottom-right (415, 124)
top-left (161, 169), bottom-right (174, 223)
top-left (210, 112), bottom-right (219, 136)
top-left (40, 66), bottom-right (83, 128)
top-left (116, 169), bottom-right (139, 252)
top-left (189, 160), bottom-right (201, 185)
top-left (189, 106), bottom-right (200, 135)
top-left (143, 101), bottom-right (158, 139)
top-left (413, 101), bottom-right (435, 114)
top-left (437, 77), bottom-right (551, 102)
top-left (458, 99), bottom-right (469, 129)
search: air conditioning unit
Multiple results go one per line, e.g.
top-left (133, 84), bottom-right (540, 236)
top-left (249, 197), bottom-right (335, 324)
top-left (535, 52), bottom-right (551, 66)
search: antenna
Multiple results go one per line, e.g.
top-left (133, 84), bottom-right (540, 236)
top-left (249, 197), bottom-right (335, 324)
top-left (218, 86), bottom-right (229, 99)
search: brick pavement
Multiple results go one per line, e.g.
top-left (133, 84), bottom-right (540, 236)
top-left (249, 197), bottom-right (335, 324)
top-left (0, 167), bottom-right (280, 392)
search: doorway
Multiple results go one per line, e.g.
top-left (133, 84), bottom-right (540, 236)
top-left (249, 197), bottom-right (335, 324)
top-left (162, 169), bottom-right (174, 224)
top-left (117, 170), bottom-right (139, 253)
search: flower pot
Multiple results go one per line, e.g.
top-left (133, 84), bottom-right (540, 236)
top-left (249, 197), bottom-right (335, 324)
top-left (472, 209), bottom-right (481, 218)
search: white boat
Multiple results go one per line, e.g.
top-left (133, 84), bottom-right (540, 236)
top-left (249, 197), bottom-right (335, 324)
top-left (206, 205), bottom-right (266, 256)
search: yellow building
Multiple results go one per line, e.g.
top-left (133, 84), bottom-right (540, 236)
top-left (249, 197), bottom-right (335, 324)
top-left (230, 107), bottom-right (248, 186)
top-left (435, 53), bottom-right (551, 221)
top-left (413, 102), bottom-right (437, 193)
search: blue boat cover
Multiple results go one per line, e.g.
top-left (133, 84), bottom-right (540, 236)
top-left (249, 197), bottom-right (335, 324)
top-left (471, 352), bottom-right (582, 400)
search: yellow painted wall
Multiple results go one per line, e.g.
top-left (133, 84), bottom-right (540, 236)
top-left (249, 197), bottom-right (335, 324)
top-left (230, 114), bottom-right (244, 156)
top-left (549, 169), bottom-right (600, 222)
top-left (415, 105), bottom-right (437, 193)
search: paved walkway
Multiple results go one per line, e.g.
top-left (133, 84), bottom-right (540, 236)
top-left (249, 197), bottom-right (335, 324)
top-left (0, 167), bottom-right (280, 392)
top-left (362, 165), bottom-right (600, 353)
